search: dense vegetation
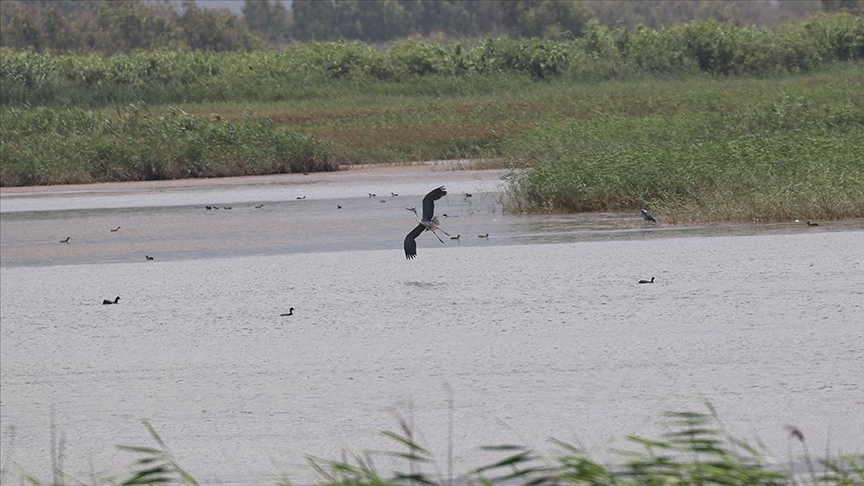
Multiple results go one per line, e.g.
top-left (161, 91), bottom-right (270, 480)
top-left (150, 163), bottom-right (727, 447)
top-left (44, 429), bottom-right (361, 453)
top-left (1, 13), bottom-right (863, 221)
top-left (503, 65), bottom-right (864, 221)
top-left (3, 13), bottom-right (862, 109)
top-left (0, 106), bottom-right (336, 185)
top-left (0, 0), bottom-right (839, 54)
top-left (2, 407), bottom-right (863, 485)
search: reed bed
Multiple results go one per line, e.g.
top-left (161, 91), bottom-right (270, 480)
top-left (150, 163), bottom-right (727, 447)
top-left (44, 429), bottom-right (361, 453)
top-left (503, 66), bottom-right (864, 222)
top-left (0, 105), bottom-right (336, 186)
top-left (2, 406), bottom-right (862, 485)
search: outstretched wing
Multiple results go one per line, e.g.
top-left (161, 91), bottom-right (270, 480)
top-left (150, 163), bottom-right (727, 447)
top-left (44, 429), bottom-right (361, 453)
top-left (421, 186), bottom-right (447, 222)
top-left (404, 223), bottom-right (425, 259)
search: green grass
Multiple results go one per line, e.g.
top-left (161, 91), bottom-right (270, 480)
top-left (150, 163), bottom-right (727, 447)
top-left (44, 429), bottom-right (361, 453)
top-left (0, 105), bottom-right (337, 186)
top-left (500, 64), bottom-right (864, 222)
top-left (2, 404), bottom-right (862, 485)
top-left (1, 62), bottom-right (862, 222)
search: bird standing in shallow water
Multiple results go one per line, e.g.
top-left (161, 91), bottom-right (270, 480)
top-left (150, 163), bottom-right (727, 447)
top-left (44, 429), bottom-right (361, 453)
top-left (638, 200), bottom-right (656, 223)
top-left (103, 296), bottom-right (120, 305)
top-left (478, 234), bottom-right (489, 239)
top-left (638, 277), bottom-right (655, 284)
top-left (280, 308), bottom-right (295, 316)
top-left (450, 235), bottom-right (461, 240)
top-left (404, 186), bottom-right (450, 260)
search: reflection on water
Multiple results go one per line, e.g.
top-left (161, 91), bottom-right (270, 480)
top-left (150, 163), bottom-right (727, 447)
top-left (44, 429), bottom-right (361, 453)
top-left (1, 168), bottom-right (863, 485)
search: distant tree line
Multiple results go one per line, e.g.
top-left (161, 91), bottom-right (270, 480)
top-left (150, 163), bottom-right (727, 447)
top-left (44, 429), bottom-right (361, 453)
top-left (0, 0), bottom-right (859, 53)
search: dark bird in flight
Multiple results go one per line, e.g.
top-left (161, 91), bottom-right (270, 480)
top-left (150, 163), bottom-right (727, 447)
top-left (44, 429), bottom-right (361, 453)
top-left (638, 277), bottom-right (655, 284)
top-left (110, 226), bottom-right (121, 232)
top-left (102, 296), bottom-right (120, 305)
top-left (280, 307), bottom-right (295, 317)
top-left (638, 200), bottom-right (656, 223)
top-left (60, 237), bottom-right (71, 243)
top-left (404, 186), bottom-right (451, 260)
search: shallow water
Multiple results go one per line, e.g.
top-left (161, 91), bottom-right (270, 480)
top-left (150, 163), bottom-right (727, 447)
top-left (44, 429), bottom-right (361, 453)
top-left (1, 167), bottom-right (863, 484)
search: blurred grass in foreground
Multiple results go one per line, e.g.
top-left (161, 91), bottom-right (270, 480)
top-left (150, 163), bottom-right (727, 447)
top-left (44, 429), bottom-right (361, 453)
top-left (2, 404), bottom-right (862, 485)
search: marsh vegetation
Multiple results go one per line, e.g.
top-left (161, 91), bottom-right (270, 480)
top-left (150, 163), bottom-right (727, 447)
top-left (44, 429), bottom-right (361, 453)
top-left (2, 406), bottom-right (862, 485)
top-left (2, 13), bottom-right (863, 222)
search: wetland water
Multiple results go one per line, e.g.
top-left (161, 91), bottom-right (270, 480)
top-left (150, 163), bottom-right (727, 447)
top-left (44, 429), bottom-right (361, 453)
top-left (1, 166), bottom-right (863, 484)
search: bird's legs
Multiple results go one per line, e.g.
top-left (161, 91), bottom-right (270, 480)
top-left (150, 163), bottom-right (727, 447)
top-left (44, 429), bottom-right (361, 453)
top-left (407, 208), bottom-right (452, 242)
top-left (432, 225), bottom-right (452, 239)
top-left (430, 229), bottom-right (446, 244)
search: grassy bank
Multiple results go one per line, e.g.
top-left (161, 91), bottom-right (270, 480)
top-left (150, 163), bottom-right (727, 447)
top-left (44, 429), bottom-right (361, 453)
top-left (2, 407), bottom-right (862, 485)
top-left (0, 105), bottom-right (337, 186)
top-left (2, 61), bottom-right (863, 222)
top-left (3, 63), bottom-right (862, 223)
top-left (502, 64), bottom-right (864, 222)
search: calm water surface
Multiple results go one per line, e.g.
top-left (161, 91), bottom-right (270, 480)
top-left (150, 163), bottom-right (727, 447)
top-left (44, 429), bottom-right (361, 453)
top-left (2, 166), bottom-right (863, 484)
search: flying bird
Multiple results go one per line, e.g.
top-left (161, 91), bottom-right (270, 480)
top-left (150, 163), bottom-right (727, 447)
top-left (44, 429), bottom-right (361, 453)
top-left (102, 296), bottom-right (120, 305)
top-left (638, 277), bottom-right (655, 284)
top-left (638, 199), bottom-right (656, 223)
top-left (404, 186), bottom-right (451, 260)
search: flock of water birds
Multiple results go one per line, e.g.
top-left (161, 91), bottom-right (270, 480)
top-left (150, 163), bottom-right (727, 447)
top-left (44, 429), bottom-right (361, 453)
top-left (82, 186), bottom-right (660, 308)
top-left (53, 184), bottom-right (820, 309)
